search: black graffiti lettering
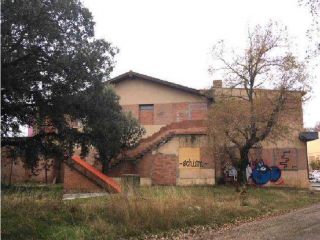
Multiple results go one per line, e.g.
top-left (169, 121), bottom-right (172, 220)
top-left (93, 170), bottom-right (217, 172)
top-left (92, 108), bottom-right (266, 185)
top-left (180, 159), bottom-right (206, 167)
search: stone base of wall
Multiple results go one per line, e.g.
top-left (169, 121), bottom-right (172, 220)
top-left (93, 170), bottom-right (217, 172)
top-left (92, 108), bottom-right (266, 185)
top-left (140, 177), bottom-right (152, 186)
top-left (112, 177), bottom-right (152, 187)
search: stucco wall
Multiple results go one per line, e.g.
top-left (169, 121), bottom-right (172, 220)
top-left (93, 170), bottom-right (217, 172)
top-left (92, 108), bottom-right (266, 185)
top-left (143, 125), bottom-right (165, 137)
top-left (112, 78), bottom-right (207, 105)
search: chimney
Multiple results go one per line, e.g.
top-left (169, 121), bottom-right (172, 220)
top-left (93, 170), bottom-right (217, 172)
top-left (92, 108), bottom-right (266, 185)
top-left (213, 80), bottom-right (222, 88)
top-left (212, 80), bottom-right (222, 100)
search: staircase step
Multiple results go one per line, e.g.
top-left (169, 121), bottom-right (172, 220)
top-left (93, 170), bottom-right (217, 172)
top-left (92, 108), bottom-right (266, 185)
top-left (116, 120), bottom-right (207, 161)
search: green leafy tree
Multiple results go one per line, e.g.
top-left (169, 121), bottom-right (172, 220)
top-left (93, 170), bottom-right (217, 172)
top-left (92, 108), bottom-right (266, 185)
top-left (78, 85), bottom-right (145, 173)
top-left (1, 0), bottom-right (144, 175)
top-left (310, 160), bottom-right (320, 170)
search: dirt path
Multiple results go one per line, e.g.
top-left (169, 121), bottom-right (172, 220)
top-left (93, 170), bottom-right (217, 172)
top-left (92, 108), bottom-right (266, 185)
top-left (141, 204), bottom-right (320, 240)
top-left (191, 203), bottom-right (320, 240)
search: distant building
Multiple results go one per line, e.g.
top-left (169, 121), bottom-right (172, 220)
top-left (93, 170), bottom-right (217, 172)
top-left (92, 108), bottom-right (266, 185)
top-left (308, 134), bottom-right (320, 170)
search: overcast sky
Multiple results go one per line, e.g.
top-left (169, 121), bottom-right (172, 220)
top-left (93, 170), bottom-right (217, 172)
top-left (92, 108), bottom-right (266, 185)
top-left (83, 0), bottom-right (319, 128)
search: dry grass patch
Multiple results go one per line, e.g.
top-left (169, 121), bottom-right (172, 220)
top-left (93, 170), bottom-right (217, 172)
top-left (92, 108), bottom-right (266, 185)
top-left (2, 184), bottom-right (320, 240)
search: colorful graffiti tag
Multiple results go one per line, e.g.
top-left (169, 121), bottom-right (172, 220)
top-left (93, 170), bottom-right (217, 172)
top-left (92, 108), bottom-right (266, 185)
top-left (224, 164), bottom-right (238, 182)
top-left (251, 160), bottom-right (283, 185)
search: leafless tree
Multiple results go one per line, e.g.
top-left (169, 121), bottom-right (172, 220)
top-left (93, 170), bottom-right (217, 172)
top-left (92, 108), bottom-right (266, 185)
top-left (208, 22), bottom-right (310, 184)
top-left (300, 0), bottom-right (320, 56)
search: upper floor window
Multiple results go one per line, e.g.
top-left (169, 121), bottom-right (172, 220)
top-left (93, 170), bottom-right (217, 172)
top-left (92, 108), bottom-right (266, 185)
top-left (139, 104), bottom-right (154, 125)
top-left (139, 104), bottom-right (154, 111)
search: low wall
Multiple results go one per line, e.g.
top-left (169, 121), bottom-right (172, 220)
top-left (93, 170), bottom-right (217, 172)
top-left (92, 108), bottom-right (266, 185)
top-left (1, 146), bottom-right (59, 184)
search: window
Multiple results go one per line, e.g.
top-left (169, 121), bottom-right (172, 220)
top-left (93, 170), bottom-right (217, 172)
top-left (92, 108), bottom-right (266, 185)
top-left (139, 104), bottom-right (154, 125)
top-left (139, 104), bottom-right (154, 111)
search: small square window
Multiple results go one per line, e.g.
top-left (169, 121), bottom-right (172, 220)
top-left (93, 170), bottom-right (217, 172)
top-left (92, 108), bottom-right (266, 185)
top-left (139, 104), bottom-right (154, 125)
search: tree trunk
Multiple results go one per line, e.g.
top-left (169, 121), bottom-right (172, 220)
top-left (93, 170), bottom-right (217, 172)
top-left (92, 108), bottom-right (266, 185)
top-left (44, 161), bottom-right (48, 184)
top-left (102, 161), bottom-right (109, 174)
top-left (53, 159), bottom-right (62, 183)
top-left (9, 156), bottom-right (14, 186)
top-left (238, 148), bottom-right (250, 185)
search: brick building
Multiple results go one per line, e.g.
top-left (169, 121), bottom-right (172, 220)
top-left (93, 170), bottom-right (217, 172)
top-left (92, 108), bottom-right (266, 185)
top-left (2, 71), bottom-right (317, 191)
top-left (63, 71), bottom-right (316, 192)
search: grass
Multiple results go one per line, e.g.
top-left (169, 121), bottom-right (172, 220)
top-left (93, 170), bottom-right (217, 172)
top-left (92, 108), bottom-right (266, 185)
top-left (2, 184), bottom-right (320, 240)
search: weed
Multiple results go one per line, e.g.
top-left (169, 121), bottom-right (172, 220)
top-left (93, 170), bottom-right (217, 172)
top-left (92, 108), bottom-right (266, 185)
top-left (2, 184), bottom-right (320, 239)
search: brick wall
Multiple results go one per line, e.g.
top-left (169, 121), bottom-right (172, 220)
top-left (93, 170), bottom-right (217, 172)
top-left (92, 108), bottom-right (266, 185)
top-left (1, 146), bottom-right (59, 184)
top-left (248, 147), bottom-right (308, 171)
top-left (136, 153), bottom-right (153, 178)
top-left (109, 153), bottom-right (177, 186)
top-left (139, 109), bottom-right (154, 124)
top-left (107, 161), bottom-right (135, 177)
top-left (122, 104), bottom-right (139, 119)
top-left (151, 153), bottom-right (177, 185)
top-left (63, 164), bottom-right (103, 193)
top-left (154, 103), bottom-right (174, 125)
top-left (122, 102), bottom-right (208, 126)
top-left (173, 102), bottom-right (190, 122)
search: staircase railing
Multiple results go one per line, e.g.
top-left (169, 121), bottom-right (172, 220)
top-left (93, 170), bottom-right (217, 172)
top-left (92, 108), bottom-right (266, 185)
top-left (69, 155), bottom-right (121, 193)
top-left (111, 120), bottom-right (207, 166)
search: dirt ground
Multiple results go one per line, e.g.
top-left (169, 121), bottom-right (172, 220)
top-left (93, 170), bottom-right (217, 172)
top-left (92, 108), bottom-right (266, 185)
top-left (178, 203), bottom-right (320, 240)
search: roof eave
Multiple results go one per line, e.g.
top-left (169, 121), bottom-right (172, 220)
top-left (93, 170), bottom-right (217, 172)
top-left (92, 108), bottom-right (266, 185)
top-left (107, 71), bottom-right (211, 99)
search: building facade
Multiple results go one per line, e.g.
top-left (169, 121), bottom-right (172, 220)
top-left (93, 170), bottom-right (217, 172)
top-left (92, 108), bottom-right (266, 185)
top-left (63, 71), bottom-right (314, 192)
top-left (308, 134), bottom-right (320, 170)
top-left (2, 71), bottom-right (315, 190)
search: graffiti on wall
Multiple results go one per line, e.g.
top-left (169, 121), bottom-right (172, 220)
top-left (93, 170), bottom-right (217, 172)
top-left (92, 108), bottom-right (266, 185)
top-left (251, 160), bottom-right (283, 185)
top-left (245, 148), bottom-right (300, 185)
top-left (273, 148), bottom-right (298, 170)
top-left (178, 148), bottom-right (208, 168)
top-left (180, 160), bottom-right (205, 167)
top-left (224, 164), bottom-right (238, 181)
